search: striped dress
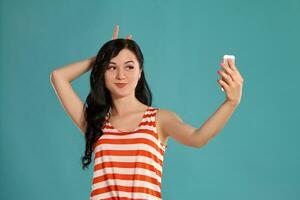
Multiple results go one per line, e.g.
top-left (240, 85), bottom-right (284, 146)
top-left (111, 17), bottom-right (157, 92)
top-left (90, 106), bottom-right (168, 200)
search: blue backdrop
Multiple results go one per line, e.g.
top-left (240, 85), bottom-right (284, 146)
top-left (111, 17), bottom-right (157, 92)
top-left (1, 0), bottom-right (299, 199)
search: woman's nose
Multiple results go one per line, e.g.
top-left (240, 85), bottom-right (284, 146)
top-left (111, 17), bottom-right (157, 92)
top-left (116, 69), bottom-right (126, 79)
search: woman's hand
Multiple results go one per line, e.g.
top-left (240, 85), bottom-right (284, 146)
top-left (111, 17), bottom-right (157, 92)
top-left (111, 25), bottom-right (132, 40)
top-left (217, 58), bottom-right (244, 107)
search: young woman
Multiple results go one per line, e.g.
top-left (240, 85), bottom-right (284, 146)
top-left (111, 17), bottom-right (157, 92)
top-left (50, 25), bottom-right (244, 200)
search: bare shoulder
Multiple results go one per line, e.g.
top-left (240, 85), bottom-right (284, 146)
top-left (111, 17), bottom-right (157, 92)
top-left (155, 108), bottom-right (200, 148)
top-left (157, 109), bottom-right (182, 122)
top-left (156, 108), bottom-right (183, 138)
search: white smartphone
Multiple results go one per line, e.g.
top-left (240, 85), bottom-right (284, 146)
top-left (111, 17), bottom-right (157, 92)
top-left (220, 55), bottom-right (235, 92)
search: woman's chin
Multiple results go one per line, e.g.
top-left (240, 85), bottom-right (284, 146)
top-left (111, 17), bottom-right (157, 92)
top-left (111, 90), bottom-right (131, 98)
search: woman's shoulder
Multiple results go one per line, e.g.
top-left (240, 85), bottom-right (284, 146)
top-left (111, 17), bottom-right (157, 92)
top-left (155, 107), bottom-right (182, 123)
top-left (154, 107), bottom-right (183, 140)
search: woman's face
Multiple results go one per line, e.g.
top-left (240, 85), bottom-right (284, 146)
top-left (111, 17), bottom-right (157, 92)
top-left (104, 48), bottom-right (142, 98)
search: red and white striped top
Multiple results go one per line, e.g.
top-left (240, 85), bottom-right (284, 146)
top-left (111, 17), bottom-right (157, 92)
top-left (90, 106), bottom-right (168, 200)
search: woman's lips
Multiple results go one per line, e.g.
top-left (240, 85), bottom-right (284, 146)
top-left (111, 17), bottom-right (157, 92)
top-left (115, 83), bottom-right (127, 88)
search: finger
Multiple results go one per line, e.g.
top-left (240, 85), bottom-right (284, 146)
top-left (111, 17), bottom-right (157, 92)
top-left (112, 25), bottom-right (119, 40)
top-left (126, 34), bottom-right (132, 40)
top-left (220, 63), bottom-right (240, 82)
top-left (227, 58), bottom-right (238, 72)
top-left (218, 70), bottom-right (233, 85)
top-left (227, 59), bottom-right (243, 81)
top-left (218, 79), bottom-right (229, 92)
top-left (226, 59), bottom-right (243, 81)
top-left (224, 58), bottom-right (244, 83)
top-left (220, 62), bottom-right (233, 76)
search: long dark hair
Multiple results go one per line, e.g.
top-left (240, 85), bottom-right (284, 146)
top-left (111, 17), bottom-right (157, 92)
top-left (81, 38), bottom-right (152, 170)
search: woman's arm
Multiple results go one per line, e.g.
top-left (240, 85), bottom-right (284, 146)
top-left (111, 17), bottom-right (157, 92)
top-left (192, 100), bottom-right (238, 147)
top-left (50, 25), bottom-right (133, 136)
top-left (50, 56), bottom-right (96, 135)
top-left (160, 58), bottom-right (244, 148)
top-left (52, 56), bottom-right (96, 82)
top-left (158, 101), bottom-right (238, 148)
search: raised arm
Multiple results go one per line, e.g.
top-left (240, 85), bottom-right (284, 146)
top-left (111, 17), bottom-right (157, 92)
top-left (159, 58), bottom-right (243, 148)
top-left (50, 56), bottom-right (96, 135)
top-left (158, 101), bottom-right (239, 148)
top-left (50, 25), bottom-right (133, 136)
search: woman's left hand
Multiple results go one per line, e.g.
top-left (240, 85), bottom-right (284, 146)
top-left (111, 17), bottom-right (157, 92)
top-left (217, 58), bottom-right (244, 107)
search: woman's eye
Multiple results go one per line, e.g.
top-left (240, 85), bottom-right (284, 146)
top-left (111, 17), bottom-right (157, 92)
top-left (107, 66), bottom-right (116, 70)
top-left (106, 66), bottom-right (134, 70)
top-left (126, 66), bottom-right (134, 69)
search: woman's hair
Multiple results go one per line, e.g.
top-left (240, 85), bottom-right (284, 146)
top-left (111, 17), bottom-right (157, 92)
top-left (81, 38), bottom-right (152, 170)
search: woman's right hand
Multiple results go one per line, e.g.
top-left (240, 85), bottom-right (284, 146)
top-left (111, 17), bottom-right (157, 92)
top-left (112, 25), bottom-right (132, 40)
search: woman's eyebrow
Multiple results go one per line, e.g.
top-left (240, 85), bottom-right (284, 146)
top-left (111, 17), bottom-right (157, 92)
top-left (109, 60), bottom-right (134, 65)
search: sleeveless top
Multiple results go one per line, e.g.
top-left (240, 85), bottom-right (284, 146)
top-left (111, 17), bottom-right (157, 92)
top-left (90, 106), bottom-right (168, 200)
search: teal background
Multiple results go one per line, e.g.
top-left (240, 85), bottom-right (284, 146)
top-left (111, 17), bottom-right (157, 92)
top-left (1, 0), bottom-right (299, 199)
